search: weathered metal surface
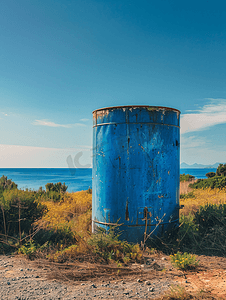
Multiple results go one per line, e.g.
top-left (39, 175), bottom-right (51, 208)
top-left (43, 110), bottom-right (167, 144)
top-left (92, 106), bottom-right (180, 243)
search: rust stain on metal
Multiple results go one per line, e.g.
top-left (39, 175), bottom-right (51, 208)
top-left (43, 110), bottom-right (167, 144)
top-left (143, 207), bottom-right (148, 220)
top-left (128, 137), bottom-right (130, 146)
top-left (125, 199), bottom-right (129, 221)
top-left (92, 108), bottom-right (110, 122)
top-left (92, 105), bottom-right (181, 114)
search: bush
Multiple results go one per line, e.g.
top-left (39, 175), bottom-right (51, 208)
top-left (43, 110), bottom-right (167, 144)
top-left (148, 202), bottom-right (226, 257)
top-left (34, 227), bottom-right (77, 248)
top-left (180, 174), bottom-right (195, 182)
top-left (0, 189), bottom-right (46, 238)
top-left (205, 172), bottom-right (216, 178)
top-left (178, 214), bottom-right (199, 251)
top-left (170, 251), bottom-right (199, 270)
top-left (190, 164), bottom-right (226, 189)
top-left (194, 203), bottom-right (226, 233)
top-left (28, 190), bottom-right (92, 260)
top-left (179, 204), bottom-right (226, 256)
top-left (18, 240), bottom-right (37, 257)
top-left (88, 227), bottom-right (143, 263)
top-left (0, 175), bottom-right (17, 192)
top-left (190, 176), bottom-right (226, 189)
top-left (45, 182), bottom-right (68, 193)
top-left (216, 163), bottom-right (226, 176)
top-left (180, 191), bottom-right (195, 199)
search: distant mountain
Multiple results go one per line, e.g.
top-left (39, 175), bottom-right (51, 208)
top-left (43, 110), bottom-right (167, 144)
top-left (180, 162), bottom-right (224, 169)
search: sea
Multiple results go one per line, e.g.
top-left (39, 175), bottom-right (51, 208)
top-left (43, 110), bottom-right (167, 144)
top-left (0, 168), bottom-right (217, 193)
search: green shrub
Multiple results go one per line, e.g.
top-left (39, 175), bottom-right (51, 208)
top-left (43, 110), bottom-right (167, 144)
top-left (41, 182), bottom-right (68, 202)
top-left (194, 203), bottom-right (226, 233)
top-left (189, 176), bottom-right (226, 189)
top-left (147, 203), bottom-right (226, 257)
top-left (177, 214), bottom-right (199, 252)
top-left (0, 175), bottom-right (17, 192)
top-left (88, 227), bottom-right (143, 263)
top-left (18, 240), bottom-right (37, 257)
top-left (205, 172), bottom-right (216, 178)
top-left (170, 251), bottom-right (199, 270)
top-left (216, 163), bottom-right (226, 176)
top-left (180, 174), bottom-right (195, 182)
top-left (45, 182), bottom-right (67, 193)
top-left (87, 187), bottom-right (92, 194)
top-left (34, 227), bottom-right (77, 248)
top-left (178, 204), bottom-right (226, 256)
top-left (0, 189), bottom-right (46, 237)
top-left (180, 191), bottom-right (195, 199)
top-left (190, 164), bottom-right (226, 189)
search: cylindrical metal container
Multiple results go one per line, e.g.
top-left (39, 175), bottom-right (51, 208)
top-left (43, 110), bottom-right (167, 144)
top-left (92, 106), bottom-right (180, 243)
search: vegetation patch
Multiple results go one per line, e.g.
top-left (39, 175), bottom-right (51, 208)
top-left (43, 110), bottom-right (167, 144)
top-left (180, 191), bottom-right (195, 199)
top-left (88, 227), bottom-right (143, 264)
top-left (170, 252), bottom-right (199, 270)
top-left (180, 173), bottom-right (195, 182)
top-left (159, 285), bottom-right (222, 300)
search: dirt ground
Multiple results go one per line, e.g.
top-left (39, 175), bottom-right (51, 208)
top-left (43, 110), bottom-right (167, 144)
top-left (34, 253), bottom-right (226, 299)
top-left (1, 252), bottom-right (226, 299)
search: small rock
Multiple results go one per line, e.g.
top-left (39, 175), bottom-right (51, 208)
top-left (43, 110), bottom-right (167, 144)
top-left (20, 269), bottom-right (23, 271)
top-left (81, 283), bottom-right (85, 286)
top-left (90, 284), bottom-right (97, 288)
top-left (7, 282), bottom-right (10, 285)
top-left (151, 262), bottom-right (163, 271)
top-left (148, 287), bottom-right (154, 292)
top-left (35, 275), bottom-right (40, 278)
top-left (162, 257), bottom-right (166, 260)
top-left (145, 280), bottom-right (151, 285)
top-left (137, 278), bottom-right (142, 282)
top-left (121, 280), bottom-right (125, 284)
top-left (123, 290), bottom-right (129, 295)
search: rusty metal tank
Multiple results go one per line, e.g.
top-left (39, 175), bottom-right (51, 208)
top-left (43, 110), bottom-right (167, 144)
top-left (92, 106), bottom-right (180, 243)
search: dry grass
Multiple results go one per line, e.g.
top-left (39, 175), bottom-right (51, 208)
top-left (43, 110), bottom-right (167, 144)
top-left (158, 285), bottom-right (223, 299)
top-left (180, 188), bottom-right (226, 216)
top-left (33, 191), bottom-right (92, 261)
top-left (37, 190), bottom-right (92, 239)
top-left (42, 259), bottom-right (143, 282)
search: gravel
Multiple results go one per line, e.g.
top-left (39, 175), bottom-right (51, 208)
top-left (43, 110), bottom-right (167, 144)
top-left (0, 255), bottom-right (173, 299)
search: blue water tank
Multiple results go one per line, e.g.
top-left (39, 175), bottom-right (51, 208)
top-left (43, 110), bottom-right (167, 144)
top-left (92, 106), bottom-right (180, 243)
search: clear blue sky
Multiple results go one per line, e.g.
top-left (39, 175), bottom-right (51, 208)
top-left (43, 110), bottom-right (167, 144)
top-left (1, 0), bottom-right (226, 167)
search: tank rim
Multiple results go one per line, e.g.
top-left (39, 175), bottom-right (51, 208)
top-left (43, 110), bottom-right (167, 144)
top-left (92, 105), bottom-right (181, 114)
